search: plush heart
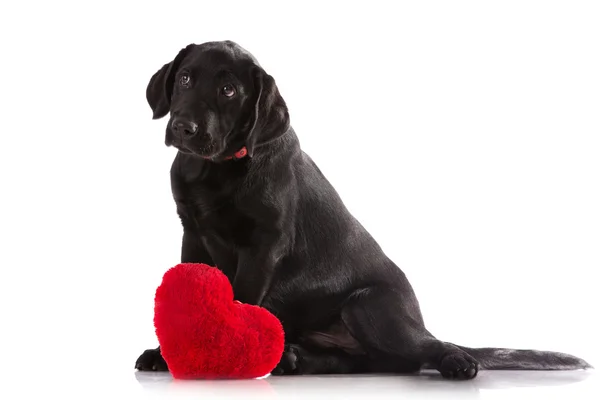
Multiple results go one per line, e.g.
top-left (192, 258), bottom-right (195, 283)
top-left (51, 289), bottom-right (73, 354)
top-left (153, 263), bottom-right (285, 379)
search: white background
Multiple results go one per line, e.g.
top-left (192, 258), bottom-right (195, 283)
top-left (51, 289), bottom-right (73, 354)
top-left (0, 1), bottom-right (598, 399)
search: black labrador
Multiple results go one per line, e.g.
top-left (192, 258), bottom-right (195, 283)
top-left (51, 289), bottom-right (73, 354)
top-left (135, 41), bottom-right (591, 379)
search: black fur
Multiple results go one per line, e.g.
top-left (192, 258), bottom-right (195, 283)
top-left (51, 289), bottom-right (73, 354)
top-left (135, 41), bottom-right (592, 379)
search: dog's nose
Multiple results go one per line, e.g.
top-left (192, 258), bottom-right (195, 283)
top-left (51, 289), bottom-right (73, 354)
top-left (171, 118), bottom-right (199, 138)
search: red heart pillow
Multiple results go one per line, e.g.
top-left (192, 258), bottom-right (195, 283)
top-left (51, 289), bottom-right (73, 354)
top-left (153, 263), bottom-right (285, 379)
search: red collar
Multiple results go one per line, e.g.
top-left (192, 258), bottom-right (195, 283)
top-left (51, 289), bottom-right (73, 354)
top-left (202, 147), bottom-right (248, 161)
top-left (224, 147), bottom-right (248, 160)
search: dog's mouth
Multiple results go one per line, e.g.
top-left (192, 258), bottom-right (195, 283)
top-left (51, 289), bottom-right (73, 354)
top-left (177, 142), bottom-right (218, 158)
top-left (166, 130), bottom-right (218, 158)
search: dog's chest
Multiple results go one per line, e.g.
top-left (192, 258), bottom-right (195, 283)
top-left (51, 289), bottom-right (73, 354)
top-left (176, 185), bottom-right (255, 246)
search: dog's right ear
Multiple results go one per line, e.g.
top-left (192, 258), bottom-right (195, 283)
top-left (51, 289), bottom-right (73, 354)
top-left (146, 45), bottom-right (192, 120)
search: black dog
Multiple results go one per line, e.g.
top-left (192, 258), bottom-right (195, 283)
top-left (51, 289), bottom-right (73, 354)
top-left (135, 41), bottom-right (591, 379)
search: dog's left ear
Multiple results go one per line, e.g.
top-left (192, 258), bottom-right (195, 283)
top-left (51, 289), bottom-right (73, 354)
top-left (245, 66), bottom-right (290, 157)
top-left (146, 45), bottom-right (192, 120)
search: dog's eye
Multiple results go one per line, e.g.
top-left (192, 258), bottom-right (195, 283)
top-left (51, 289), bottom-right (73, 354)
top-left (179, 74), bottom-right (190, 87)
top-left (221, 84), bottom-right (236, 98)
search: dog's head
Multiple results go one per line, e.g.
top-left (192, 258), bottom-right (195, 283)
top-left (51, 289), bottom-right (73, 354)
top-left (146, 41), bottom-right (290, 159)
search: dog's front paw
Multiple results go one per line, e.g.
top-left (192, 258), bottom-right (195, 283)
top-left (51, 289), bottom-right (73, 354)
top-left (438, 351), bottom-right (479, 380)
top-left (135, 348), bottom-right (169, 372)
top-left (271, 344), bottom-right (303, 375)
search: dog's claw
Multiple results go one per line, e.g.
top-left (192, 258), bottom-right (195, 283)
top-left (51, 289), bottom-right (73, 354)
top-left (135, 348), bottom-right (169, 372)
top-left (438, 352), bottom-right (479, 380)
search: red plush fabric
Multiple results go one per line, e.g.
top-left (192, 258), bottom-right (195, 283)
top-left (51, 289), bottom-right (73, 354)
top-left (153, 263), bottom-right (285, 379)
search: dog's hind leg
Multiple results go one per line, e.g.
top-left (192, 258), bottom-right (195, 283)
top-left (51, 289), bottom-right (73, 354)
top-left (341, 286), bottom-right (480, 380)
top-left (270, 344), bottom-right (369, 375)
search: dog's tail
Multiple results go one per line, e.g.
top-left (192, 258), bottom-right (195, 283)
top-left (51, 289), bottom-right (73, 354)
top-left (456, 345), bottom-right (593, 370)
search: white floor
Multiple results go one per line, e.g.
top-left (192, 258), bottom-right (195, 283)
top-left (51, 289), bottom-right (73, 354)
top-left (16, 369), bottom-right (594, 400)
top-left (134, 370), bottom-right (598, 399)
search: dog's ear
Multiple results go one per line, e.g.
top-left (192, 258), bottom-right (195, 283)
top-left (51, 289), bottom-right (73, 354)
top-left (245, 66), bottom-right (290, 157)
top-left (146, 45), bottom-right (192, 120)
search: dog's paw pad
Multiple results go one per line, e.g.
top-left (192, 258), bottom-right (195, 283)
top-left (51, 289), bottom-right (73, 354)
top-left (271, 344), bottom-right (302, 375)
top-left (439, 352), bottom-right (479, 380)
top-left (135, 348), bottom-right (169, 372)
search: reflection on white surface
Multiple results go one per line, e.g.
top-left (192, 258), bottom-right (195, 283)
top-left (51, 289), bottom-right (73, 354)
top-left (134, 369), bottom-right (597, 399)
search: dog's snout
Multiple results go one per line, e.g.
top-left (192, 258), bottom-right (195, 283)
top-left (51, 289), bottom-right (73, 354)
top-left (172, 118), bottom-right (199, 138)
